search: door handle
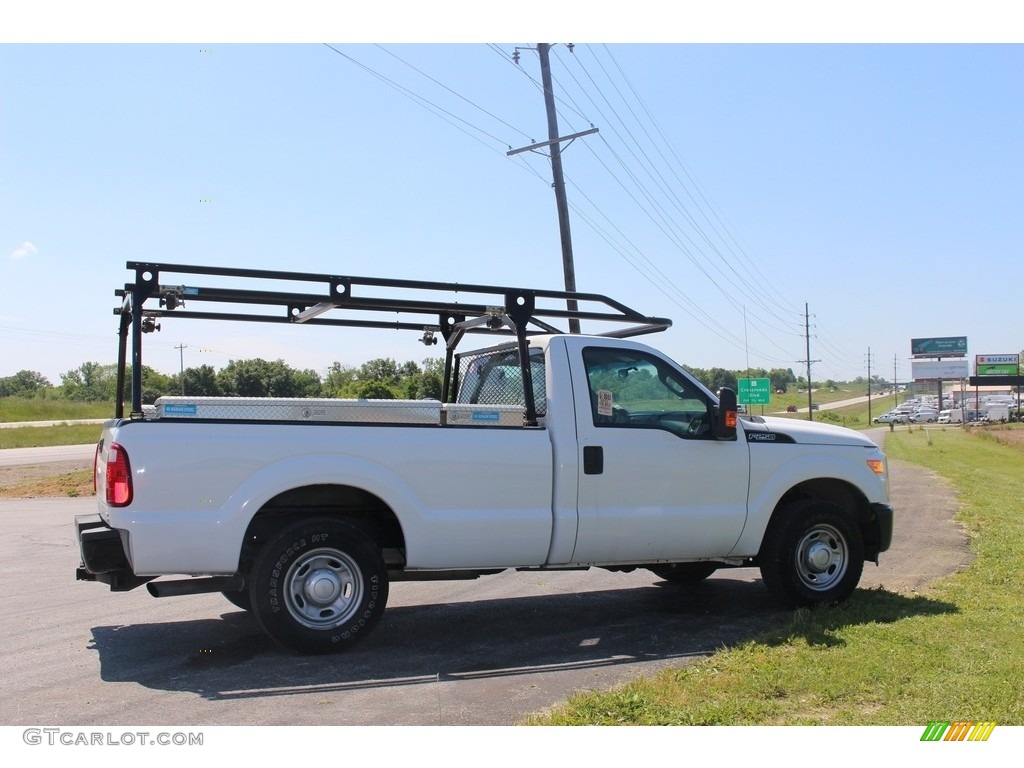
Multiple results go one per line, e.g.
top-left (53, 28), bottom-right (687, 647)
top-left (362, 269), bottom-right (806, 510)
top-left (583, 445), bottom-right (603, 475)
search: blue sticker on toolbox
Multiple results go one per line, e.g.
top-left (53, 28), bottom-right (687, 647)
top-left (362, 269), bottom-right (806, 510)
top-left (472, 410), bottom-right (500, 422)
top-left (163, 404), bottom-right (198, 415)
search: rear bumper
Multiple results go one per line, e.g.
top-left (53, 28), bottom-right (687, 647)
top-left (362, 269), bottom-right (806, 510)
top-left (75, 514), bottom-right (151, 591)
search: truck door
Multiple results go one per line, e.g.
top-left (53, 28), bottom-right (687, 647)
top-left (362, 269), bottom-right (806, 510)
top-left (570, 343), bottom-right (750, 564)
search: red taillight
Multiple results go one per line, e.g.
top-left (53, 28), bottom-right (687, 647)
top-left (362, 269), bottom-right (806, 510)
top-left (105, 442), bottom-right (133, 507)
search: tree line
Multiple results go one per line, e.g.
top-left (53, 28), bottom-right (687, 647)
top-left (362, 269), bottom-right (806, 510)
top-left (0, 358), bottom-right (446, 403)
top-left (1, 357), bottom-right (807, 404)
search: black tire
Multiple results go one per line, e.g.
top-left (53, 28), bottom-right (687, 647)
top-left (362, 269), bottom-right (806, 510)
top-left (758, 499), bottom-right (864, 607)
top-left (249, 518), bottom-right (389, 654)
top-left (221, 589), bottom-right (252, 612)
top-left (650, 562), bottom-right (718, 584)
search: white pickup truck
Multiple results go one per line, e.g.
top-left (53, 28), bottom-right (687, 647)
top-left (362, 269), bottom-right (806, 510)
top-left (76, 263), bottom-right (893, 653)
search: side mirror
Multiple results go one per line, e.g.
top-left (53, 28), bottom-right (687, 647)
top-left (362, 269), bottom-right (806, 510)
top-left (715, 387), bottom-right (738, 441)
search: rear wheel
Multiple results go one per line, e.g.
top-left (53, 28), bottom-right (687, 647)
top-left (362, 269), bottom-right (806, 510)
top-left (650, 562), bottom-right (718, 584)
top-left (249, 518), bottom-right (389, 654)
top-left (758, 500), bottom-right (864, 607)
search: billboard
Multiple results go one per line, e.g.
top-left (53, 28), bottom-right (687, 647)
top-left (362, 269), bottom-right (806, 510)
top-left (976, 354), bottom-right (1020, 376)
top-left (911, 336), bottom-right (967, 357)
top-left (912, 359), bottom-right (970, 380)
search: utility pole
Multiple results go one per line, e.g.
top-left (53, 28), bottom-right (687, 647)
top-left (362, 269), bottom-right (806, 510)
top-left (175, 343), bottom-right (187, 394)
top-left (867, 346), bottom-right (872, 425)
top-left (743, 305), bottom-right (750, 372)
top-left (509, 43), bottom-right (598, 334)
top-left (893, 353), bottom-right (898, 410)
top-left (797, 302), bottom-right (820, 421)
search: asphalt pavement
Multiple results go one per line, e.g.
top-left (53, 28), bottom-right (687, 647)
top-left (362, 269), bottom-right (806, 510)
top-left (0, 443), bottom-right (96, 466)
top-left (0, 418), bottom-right (106, 429)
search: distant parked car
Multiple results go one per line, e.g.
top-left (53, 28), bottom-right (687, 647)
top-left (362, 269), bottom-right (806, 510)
top-left (909, 411), bottom-right (938, 423)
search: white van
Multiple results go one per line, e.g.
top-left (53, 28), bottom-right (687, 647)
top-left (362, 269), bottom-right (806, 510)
top-left (938, 409), bottom-right (963, 424)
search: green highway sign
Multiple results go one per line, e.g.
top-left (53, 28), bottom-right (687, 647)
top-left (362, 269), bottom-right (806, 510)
top-left (738, 377), bottom-right (771, 405)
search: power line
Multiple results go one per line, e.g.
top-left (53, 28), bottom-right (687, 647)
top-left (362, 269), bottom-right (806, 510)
top-left (318, 45), bottom-right (812, 371)
top-left (598, 44), bottom-right (800, 317)
top-left (543, 46), bottom-right (803, 347)
top-left (322, 44), bottom-right (513, 154)
top-left (575, 46), bottom-right (803, 332)
top-left (375, 44), bottom-right (534, 144)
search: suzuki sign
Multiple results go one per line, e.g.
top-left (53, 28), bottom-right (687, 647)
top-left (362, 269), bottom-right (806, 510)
top-left (976, 354), bottom-right (1019, 376)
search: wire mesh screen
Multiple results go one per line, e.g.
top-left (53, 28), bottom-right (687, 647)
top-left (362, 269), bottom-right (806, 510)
top-left (454, 346), bottom-right (546, 417)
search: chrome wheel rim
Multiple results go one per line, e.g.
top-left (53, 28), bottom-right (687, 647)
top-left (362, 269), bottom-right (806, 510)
top-left (283, 548), bottom-right (363, 629)
top-left (794, 524), bottom-right (848, 592)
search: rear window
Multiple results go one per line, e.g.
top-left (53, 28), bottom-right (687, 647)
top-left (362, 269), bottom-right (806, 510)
top-left (454, 346), bottom-right (546, 416)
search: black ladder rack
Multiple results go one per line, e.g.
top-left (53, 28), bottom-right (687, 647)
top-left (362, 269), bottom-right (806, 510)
top-left (114, 261), bottom-right (672, 424)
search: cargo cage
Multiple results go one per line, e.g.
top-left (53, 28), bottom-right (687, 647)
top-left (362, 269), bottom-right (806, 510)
top-left (113, 262), bottom-right (672, 426)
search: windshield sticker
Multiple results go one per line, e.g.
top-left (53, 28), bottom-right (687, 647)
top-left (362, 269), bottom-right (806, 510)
top-left (597, 390), bottom-right (614, 417)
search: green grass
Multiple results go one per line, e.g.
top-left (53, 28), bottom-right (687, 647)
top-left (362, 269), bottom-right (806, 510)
top-left (0, 397), bottom-right (110, 448)
top-left (0, 397), bottom-right (112, 423)
top-left (0, 424), bottom-right (104, 449)
top-left (808, 398), bottom-right (895, 430)
top-left (528, 427), bottom-right (1024, 725)
top-left (746, 386), bottom-right (902, 430)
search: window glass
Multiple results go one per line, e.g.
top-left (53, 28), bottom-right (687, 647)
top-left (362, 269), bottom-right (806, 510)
top-left (456, 347), bottom-right (546, 416)
top-left (583, 347), bottom-right (710, 437)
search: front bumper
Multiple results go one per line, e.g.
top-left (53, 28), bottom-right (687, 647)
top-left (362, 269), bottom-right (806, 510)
top-left (866, 502), bottom-right (894, 561)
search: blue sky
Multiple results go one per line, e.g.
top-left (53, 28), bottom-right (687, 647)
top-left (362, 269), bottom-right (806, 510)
top-left (2, 7), bottom-right (1023, 386)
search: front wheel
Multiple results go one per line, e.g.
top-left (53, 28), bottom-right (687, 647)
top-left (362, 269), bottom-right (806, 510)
top-left (249, 518), bottom-right (389, 654)
top-left (758, 500), bottom-right (864, 607)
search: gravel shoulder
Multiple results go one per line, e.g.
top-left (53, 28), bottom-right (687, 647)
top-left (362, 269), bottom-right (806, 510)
top-left (0, 459), bottom-right (94, 498)
top-left (858, 427), bottom-right (972, 593)
top-left (0, 458), bottom-right (92, 483)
